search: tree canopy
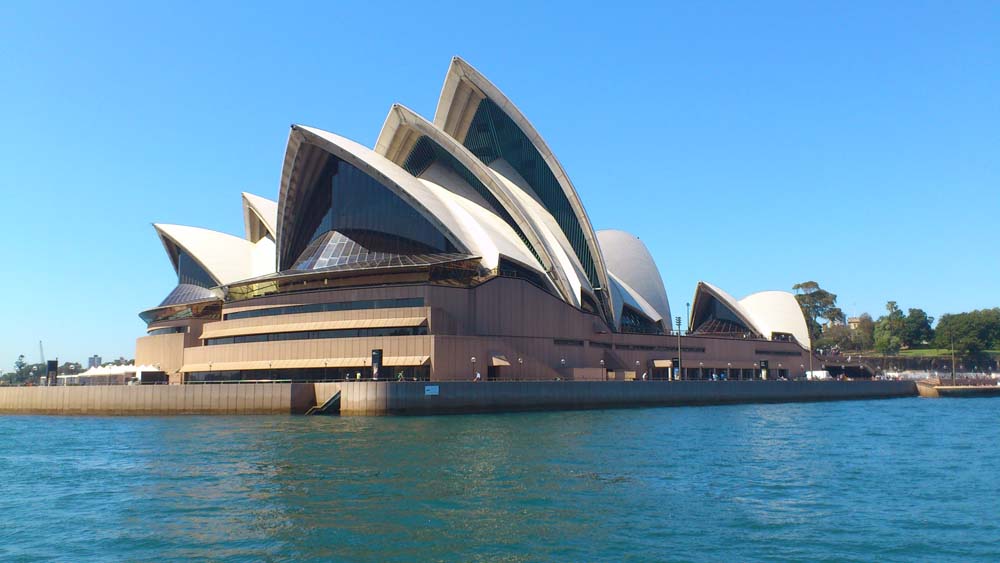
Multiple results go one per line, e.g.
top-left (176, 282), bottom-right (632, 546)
top-left (793, 281), bottom-right (845, 343)
top-left (934, 308), bottom-right (1000, 355)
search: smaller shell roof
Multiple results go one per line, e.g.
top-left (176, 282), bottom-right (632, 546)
top-left (597, 230), bottom-right (671, 324)
top-left (154, 223), bottom-right (270, 286)
top-left (690, 282), bottom-right (811, 350)
top-left (277, 125), bottom-right (482, 269)
top-left (242, 192), bottom-right (277, 242)
top-left (739, 291), bottom-right (811, 350)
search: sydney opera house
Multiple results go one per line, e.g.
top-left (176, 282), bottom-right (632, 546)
top-left (136, 57), bottom-right (813, 384)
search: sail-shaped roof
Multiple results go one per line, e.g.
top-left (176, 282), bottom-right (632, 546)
top-left (154, 223), bottom-right (274, 287)
top-left (242, 192), bottom-right (277, 243)
top-left (433, 56), bottom-right (615, 324)
top-left (690, 282), bottom-right (811, 349)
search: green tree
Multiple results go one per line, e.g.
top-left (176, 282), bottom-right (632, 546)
top-left (934, 308), bottom-right (1000, 355)
top-left (853, 313), bottom-right (875, 350)
top-left (815, 324), bottom-right (854, 351)
top-left (793, 281), bottom-right (845, 343)
top-left (13, 355), bottom-right (27, 384)
top-left (902, 308), bottom-right (934, 348)
top-left (874, 302), bottom-right (905, 358)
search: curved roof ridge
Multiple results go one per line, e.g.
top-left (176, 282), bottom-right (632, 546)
top-left (739, 290), bottom-right (812, 350)
top-left (276, 124), bottom-right (480, 270)
top-left (690, 281), bottom-right (763, 336)
top-left (374, 103), bottom-right (576, 304)
top-left (432, 56), bottom-right (615, 324)
top-left (241, 192), bottom-right (277, 242)
top-left (608, 271), bottom-right (662, 323)
top-left (597, 229), bottom-right (671, 324)
top-left (153, 223), bottom-right (263, 286)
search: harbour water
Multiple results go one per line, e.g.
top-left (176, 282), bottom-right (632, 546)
top-left (1, 397), bottom-right (998, 562)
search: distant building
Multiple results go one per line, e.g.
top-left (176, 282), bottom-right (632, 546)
top-left (87, 355), bottom-right (102, 369)
top-left (848, 317), bottom-right (861, 331)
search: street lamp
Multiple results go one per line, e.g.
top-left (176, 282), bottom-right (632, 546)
top-left (727, 362), bottom-right (732, 381)
top-left (471, 356), bottom-right (477, 380)
top-left (675, 316), bottom-right (683, 380)
top-left (599, 358), bottom-right (605, 381)
top-left (753, 362), bottom-right (758, 381)
top-left (686, 302), bottom-right (691, 334)
top-left (699, 361), bottom-right (704, 381)
top-left (517, 357), bottom-right (523, 381)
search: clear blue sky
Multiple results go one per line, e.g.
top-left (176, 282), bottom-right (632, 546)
top-left (1, 1), bottom-right (997, 366)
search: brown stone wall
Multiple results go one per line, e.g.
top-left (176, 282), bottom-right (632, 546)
top-left (135, 333), bottom-right (186, 375)
top-left (0, 383), bottom-right (312, 415)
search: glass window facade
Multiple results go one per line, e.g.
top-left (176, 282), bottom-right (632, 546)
top-left (692, 296), bottom-right (753, 335)
top-left (462, 98), bottom-right (600, 292)
top-left (402, 135), bottom-right (542, 266)
top-left (187, 365), bottom-right (430, 383)
top-left (496, 258), bottom-right (550, 292)
top-left (620, 306), bottom-right (663, 335)
top-left (224, 297), bottom-right (424, 321)
top-left (204, 325), bottom-right (428, 346)
top-left (147, 326), bottom-right (187, 336)
top-left (284, 145), bottom-right (457, 270)
top-left (177, 249), bottom-right (217, 288)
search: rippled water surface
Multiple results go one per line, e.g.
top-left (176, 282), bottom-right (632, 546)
top-left (1, 397), bottom-right (999, 562)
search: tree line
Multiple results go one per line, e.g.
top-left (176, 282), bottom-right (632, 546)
top-left (794, 281), bottom-right (999, 357)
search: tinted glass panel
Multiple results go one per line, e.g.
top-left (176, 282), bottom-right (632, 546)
top-left (403, 135), bottom-right (541, 266)
top-left (205, 325), bottom-right (428, 346)
top-left (177, 250), bottom-right (217, 288)
top-left (462, 98), bottom-right (599, 290)
top-left (285, 146), bottom-right (457, 269)
top-left (224, 297), bottom-right (424, 321)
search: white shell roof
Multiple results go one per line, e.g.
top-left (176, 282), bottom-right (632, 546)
top-left (691, 281), bottom-right (811, 350)
top-left (154, 223), bottom-right (276, 286)
top-left (278, 125), bottom-right (496, 269)
top-left (373, 103), bottom-right (578, 304)
top-left (417, 176), bottom-right (540, 272)
top-left (608, 272), bottom-right (663, 324)
top-left (597, 230), bottom-right (672, 323)
top-left (433, 56), bottom-right (614, 322)
top-left (739, 291), bottom-right (812, 351)
top-left (242, 192), bottom-right (277, 242)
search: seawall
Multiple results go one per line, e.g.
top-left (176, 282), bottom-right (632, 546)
top-left (0, 380), bottom-right (917, 416)
top-left (336, 380), bottom-right (918, 415)
top-left (0, 383), bottom-right (316, 415)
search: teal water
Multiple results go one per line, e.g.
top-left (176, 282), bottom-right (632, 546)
top-left (1, 398), bottom-right (998, 562)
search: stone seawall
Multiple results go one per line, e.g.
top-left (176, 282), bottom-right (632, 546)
top-left (337, 380), bottom-right (918, 415)
top-left (0, 380), bottom-right (917, 416)
top-left (0, 384), bottom-right (316, 415)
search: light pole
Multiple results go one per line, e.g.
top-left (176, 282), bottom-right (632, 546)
top-left (951, 333), bottom-right (957, 385)
top-left (685, 302), bottom-right (691, 334)
top-left (753, 362), bottom-right (758, 381)
top-left (471, 356), bottom-right (477, 381)
top-left (699, 361), bottom-right (704, 381)
top-left (600, 358), bottom-right (605, 381)
top-left (675, 316), bottom-right (683, 380)
top-left (727, 362), bottom-right (732, 381)
top-left (517, 357), bottom-right (523, 381)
